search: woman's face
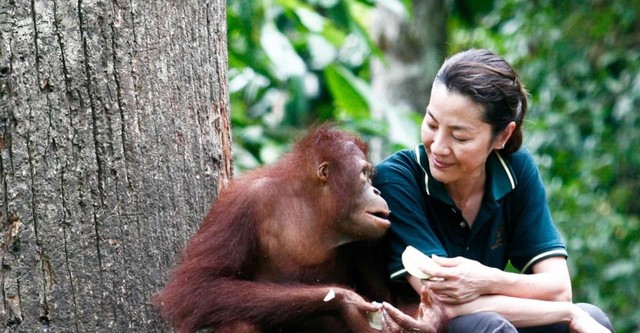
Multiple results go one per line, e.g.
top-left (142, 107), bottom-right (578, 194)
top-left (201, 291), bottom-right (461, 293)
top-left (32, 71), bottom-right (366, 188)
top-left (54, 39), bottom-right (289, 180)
top-left (421, 82), bottom-right (504, 185)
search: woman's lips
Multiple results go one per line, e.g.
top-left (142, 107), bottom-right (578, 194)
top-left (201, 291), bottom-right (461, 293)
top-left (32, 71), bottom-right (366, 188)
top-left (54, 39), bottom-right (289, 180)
top-left (431, 157), bottom-right (453, 169)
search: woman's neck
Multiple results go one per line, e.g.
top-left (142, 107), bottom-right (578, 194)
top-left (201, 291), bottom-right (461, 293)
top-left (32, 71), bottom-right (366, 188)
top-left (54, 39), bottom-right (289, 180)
top-left (445, 169), bottom-right (486, 225)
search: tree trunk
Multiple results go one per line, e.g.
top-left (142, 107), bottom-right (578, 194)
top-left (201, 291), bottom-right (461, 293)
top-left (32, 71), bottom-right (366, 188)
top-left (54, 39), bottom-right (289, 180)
top-left (369, 0), bottom-right (447, 158)
top-left (371, 0), bottom-right (447, 114)
top-left (0, 1), bottom-right (231, 332)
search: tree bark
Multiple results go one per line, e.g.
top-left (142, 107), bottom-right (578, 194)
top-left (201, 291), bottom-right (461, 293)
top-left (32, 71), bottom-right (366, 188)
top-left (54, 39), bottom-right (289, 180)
top-left (371, 0), bottom-right (447, 114)
top-left (369, 0), bottom-right (447, 159)
top-left (0, 0), bottom-right (231, 332)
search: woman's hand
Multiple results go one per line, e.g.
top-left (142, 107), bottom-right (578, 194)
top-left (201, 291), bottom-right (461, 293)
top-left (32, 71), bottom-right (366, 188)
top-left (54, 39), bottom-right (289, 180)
top-left (423, 255), bottom-right (498, 305)
top-left (567, 305), bottom-right (611, 333)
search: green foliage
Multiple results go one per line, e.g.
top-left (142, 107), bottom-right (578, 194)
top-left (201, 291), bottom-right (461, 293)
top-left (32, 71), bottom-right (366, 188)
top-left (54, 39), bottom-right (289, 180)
top-left (227, 0), bottom-right (406, 170)
top-left (228, 0), bottom-right (640, 331)
top-left (447, 1), bottom-right (640, 331)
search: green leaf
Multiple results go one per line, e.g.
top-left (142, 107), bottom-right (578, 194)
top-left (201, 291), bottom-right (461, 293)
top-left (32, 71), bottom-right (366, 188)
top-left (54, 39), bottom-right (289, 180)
top-left (323, 64), bottom-right (371, 119)
top-left (260, 23), bottom-right (307, 80)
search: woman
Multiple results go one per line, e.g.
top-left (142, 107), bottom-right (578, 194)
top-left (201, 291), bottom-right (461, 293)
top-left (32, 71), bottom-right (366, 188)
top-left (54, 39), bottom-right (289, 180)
top-left (374, 49), bottom-right (614, 332)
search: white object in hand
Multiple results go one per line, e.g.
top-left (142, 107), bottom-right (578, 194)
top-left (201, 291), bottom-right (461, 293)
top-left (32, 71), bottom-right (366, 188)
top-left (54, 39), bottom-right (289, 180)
top-left (401, 245), bottom-right (439, 280)
top-left (367, 302), bottom-right (383, 330)
top-left (323, 288), bottom-right (335, 302)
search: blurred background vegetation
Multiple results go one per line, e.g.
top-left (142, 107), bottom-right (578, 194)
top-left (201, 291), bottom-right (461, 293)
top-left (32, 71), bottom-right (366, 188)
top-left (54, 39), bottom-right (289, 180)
top-left (226, 0), bottom-right (639, 331)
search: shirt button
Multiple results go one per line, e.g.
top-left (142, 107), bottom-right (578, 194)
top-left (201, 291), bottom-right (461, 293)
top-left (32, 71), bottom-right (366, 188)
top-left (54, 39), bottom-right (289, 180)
top-left (459, 221), bottom-right (466, 228)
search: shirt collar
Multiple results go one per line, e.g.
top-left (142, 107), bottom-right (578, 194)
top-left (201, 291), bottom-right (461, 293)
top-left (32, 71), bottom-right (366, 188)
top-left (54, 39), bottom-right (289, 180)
top-left (414, 144), bottom-right (517, 204)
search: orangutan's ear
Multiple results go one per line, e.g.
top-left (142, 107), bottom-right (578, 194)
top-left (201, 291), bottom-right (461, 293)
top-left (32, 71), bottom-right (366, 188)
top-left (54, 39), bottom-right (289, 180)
top-left (317, 162), bottom-right (329, 182)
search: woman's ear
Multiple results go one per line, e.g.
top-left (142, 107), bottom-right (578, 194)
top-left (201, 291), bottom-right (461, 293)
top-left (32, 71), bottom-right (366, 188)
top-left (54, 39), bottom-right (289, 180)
top-left (495, 121), bottom-right (516, 150)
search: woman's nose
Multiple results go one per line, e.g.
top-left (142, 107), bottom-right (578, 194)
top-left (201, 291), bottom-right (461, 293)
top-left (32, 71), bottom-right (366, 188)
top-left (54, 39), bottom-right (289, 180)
top-left (430, 134), bottom-right (449, 155)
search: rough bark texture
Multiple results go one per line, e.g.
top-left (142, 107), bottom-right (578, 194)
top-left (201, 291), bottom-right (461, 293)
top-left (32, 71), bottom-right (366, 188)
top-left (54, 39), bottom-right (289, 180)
top-left (0, 0), bottom-right (231, 332)
top-left (371, 0), bottom-right (447, 115)
top-left (368, 0), bottom-right (447, 161)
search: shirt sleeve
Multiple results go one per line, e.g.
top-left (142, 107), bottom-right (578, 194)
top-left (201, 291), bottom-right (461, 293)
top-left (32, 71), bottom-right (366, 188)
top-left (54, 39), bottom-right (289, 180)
top-left (506, 149), bottom-right (568, 273)
top-left (374, 151), bottom-right (448, 280)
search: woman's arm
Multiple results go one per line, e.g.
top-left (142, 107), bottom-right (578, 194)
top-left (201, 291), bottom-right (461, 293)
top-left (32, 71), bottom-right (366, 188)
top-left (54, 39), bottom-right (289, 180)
top-left (404, 256), bottom-right (611, 331)
top-left (444, 294), bottom-right (609, 332)
top-left (407, 256), bottom-right (571, 304)
top-left (494, 256), bottom-right (572, 301)
top-left (407, 269), bottom-right (608, 332)
top-left (405, 274), bottom-right (609, 332)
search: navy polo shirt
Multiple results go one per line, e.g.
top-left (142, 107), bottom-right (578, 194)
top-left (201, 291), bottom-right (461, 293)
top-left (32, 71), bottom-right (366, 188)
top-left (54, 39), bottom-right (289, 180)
top-left (374, 145), bottom-right (567, 280)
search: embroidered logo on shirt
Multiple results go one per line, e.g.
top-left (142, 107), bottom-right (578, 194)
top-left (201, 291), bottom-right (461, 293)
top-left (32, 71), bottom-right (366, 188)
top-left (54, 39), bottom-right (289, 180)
top-left (491, 226), bottom-right (506, 250)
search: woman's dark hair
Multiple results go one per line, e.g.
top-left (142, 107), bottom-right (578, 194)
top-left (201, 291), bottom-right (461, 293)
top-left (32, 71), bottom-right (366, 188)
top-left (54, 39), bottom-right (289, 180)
top-left (435, 49), bottom-right (528, 153)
